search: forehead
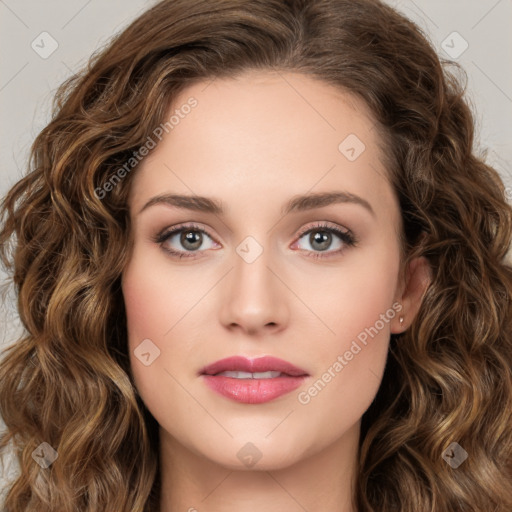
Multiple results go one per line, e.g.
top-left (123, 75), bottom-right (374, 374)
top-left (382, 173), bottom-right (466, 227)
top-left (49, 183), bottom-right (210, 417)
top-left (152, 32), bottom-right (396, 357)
top-left (129, 70), bottom-right (397, 223)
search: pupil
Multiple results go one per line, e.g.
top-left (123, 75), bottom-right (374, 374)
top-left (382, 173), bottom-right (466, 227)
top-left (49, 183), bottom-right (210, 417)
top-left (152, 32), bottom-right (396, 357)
top-left (311, 231), bottom-right (331, 251)
top-left (181, 230), bottom-right (202, 250)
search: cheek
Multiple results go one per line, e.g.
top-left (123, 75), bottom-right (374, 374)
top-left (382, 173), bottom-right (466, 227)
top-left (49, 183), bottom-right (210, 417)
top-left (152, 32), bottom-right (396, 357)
top-left (299, 245), bottom-right (399, 416)
top-left (121, 244), bottom-right (216, 399)
top-left (121, 249), bottom-right (183, 392)
top-left (310, 244), bottom-right (399, 349)
top-left (297, 297), bottom-right (395, 443)
top-left (121, 246), bottom-right (193, 342)
top-left (122, 264), bottom-right (164, 343)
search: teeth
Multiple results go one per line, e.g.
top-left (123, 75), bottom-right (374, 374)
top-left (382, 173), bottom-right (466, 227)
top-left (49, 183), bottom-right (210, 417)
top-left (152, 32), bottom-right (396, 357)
top-left (215, 370), bottom-right (282, 379)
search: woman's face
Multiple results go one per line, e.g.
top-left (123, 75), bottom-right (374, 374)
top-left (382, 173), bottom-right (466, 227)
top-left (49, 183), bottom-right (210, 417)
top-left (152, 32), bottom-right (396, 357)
top-left (122, 70), bottom-right (406, 470)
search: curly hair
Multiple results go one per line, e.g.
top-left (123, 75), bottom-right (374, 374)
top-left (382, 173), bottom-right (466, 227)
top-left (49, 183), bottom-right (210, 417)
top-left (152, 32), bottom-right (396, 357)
top-left (1, 0), bottom-right (511, 510)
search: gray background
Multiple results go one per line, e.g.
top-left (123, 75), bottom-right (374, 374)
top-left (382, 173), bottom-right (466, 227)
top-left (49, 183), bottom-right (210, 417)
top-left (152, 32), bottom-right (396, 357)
top-left (1, 0), bottom-right (511, 499)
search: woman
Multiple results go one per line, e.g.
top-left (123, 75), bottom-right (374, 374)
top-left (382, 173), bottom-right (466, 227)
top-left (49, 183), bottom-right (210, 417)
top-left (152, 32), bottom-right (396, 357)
top-left (1, 0), bottom-right (511, 510)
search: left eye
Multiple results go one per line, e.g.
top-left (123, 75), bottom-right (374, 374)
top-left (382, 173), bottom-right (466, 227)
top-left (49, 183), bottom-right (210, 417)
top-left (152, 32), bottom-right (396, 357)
top-left (293, 223), bottom-right (356, 256)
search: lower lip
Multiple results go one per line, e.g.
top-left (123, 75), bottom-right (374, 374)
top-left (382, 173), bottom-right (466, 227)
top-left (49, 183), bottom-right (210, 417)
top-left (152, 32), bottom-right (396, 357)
top-left (201, 375), bottom-right (308, 404)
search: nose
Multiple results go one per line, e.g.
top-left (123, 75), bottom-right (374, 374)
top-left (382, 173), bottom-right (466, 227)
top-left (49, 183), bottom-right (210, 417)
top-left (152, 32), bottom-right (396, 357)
top-left (219, 242), bottom-right (289, 336)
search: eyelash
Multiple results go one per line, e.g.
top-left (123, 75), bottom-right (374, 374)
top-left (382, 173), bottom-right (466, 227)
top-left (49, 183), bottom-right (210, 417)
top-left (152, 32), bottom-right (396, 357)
top-left (153, 222), bottom-right (357, 260)
top-left (295, 222), bottom-right (357, 259)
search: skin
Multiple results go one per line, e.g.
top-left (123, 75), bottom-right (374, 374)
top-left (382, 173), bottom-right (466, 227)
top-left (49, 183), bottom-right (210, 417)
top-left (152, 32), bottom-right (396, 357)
top-left (121, 70), bottom-right (431, 512)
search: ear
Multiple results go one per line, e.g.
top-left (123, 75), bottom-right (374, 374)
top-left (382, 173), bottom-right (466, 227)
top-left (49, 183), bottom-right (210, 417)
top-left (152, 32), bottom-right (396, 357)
top-left (390, 256), bottom-right (432, 334)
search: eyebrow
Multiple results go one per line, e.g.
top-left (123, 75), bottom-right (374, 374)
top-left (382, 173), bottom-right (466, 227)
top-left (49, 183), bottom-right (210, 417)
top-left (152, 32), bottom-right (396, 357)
top-left (139, 191), bottom-right (375, 217)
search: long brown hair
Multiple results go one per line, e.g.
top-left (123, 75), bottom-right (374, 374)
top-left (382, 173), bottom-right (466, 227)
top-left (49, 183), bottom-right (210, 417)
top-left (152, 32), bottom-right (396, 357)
top-left (1, 0), bottom-right (511, 510)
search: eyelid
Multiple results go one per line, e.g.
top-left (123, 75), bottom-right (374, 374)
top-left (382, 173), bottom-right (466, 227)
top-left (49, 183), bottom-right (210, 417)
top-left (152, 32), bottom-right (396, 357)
top-left (153, 222), bottom-right (219, 260)
top-left (154, 222), bottom-right (217, 243)
top-left (290, 221), bottom-right (357, 257)
top-left (294, 220), bottom-right (352, 240)
top-left (154, 220), bottom-right (356, 259)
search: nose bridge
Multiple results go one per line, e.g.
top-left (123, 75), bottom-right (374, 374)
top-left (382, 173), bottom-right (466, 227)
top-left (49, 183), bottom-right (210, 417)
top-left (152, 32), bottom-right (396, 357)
top-left (219, 233), bottom-right (288, 333)
top-left (235, 237), bottom-right (272, 292)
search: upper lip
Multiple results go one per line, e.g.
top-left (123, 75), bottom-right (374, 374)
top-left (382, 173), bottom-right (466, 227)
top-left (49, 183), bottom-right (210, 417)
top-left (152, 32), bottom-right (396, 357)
top-left (200, 356), bottom-right (309, 377)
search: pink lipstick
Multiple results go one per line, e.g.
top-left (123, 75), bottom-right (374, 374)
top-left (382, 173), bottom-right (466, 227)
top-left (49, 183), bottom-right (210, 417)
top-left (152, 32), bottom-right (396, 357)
top-left (199, 356), bottom-right (309, 404)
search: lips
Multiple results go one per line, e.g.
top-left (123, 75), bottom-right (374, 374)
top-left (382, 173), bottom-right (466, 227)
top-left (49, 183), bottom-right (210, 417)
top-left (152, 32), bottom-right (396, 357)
top-left (199, 356), bottom-right (309, 378)
top-left (199, 356), bottom-right (310, 404)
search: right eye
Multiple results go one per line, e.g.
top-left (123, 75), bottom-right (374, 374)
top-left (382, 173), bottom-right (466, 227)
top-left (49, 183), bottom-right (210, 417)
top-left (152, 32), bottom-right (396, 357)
top-left (154, 223), bottom-right (220, 259)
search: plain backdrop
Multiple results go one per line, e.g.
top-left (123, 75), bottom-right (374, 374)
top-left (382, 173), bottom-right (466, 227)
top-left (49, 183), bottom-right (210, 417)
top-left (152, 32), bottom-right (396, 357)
top-left (1, 0), bottom-right (511, 499)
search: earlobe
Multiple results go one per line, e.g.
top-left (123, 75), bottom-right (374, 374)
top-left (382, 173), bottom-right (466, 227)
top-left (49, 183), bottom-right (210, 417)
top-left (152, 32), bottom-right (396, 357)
top-left (391, 256), bottom-right (432, 334)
